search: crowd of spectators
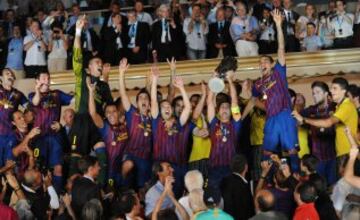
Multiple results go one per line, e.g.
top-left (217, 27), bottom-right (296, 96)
top-left (0, 0), bottom-right (360, 78)
top-left (0, 1), bottom-right (359, 220)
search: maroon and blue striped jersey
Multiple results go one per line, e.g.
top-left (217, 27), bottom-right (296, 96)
top-left (29, 90), bottom-right (72, 135)
top-left (0, 85), bottom-right (27, 135)
top-left (252, 62), bottom-right (292, 118)
top-left (124, 106), bottom-right (152, 159)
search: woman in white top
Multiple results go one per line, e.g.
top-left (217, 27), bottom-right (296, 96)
top-left (296, 4), bottom-right (318, 40)
top-left (47, 23), bottom-right (68, 72)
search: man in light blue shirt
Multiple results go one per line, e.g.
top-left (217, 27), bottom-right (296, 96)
top-left (302, 22), bottom-right (322, 52)
top-left (145, 161), bottom-right (175, 218)
top-left (6, 25), bottom-right (24, 79)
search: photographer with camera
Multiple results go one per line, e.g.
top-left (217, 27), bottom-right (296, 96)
top-left (23, 20), bottom-right (48, 78)
top-left (47, 22), bottom-right (68, 73)
top-left (258, 7), bottom-right (277, 54)
top-left (183, 3), bottom-right (209, 60)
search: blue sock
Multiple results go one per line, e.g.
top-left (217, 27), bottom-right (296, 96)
top-left (289, 154), bottom-right (300, 173)
top-left (53, 175), bottom-right (62, 194)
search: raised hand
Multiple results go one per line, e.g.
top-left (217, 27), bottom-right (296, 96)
top-left (118, 58), bottom-right (129, 74)
top-left (76, 14), bottom-right (87, 30)
top-left (201, 81), bottom-right (207, 95)
top-left (260, 160), bottom-right (273, 176)
top-left (173, 76), bottom-right (184, 89)
top-left (167, 57), bottom-right (176, 72)
top-left (349, 146), bottom-right (359, 160)
top-left (150, 65), bottom-right (160, 81)
top-left (164, 176), bottom-right (175, 194)
top-left (292, 110), bottom-right (303, 123)
top-left (28, 127), bottom-right (41, 139)
top-left (271, 9), bottom-right (284, 26)
top-left (86, 76), bottom-right (96, 94)
top-left (225, 70), bottom-right (235, 82)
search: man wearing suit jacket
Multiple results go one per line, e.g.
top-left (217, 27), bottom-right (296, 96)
top-left (207, 8), bottom-right (235, 58)
top-left (100, 1), bottom-right (128, 36)
top-left (152, 4), bottom-right (183, 62)
top-left (282, 0), bottom-right (300, 52)
top-left (125, 10), bottom-right (150, 64)
top-left (101, 13), bottom-right (127, 65)
top-left (221, 154), bottom-right (255, 220)
top-left (71, 156), bottom-right (102, 219)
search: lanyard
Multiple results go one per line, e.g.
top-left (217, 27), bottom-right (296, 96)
top-left (337, 16), bottom-right (345, 28)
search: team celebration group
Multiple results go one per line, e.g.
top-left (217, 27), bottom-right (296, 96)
top-left (0, 0), bottom-right (360, 220)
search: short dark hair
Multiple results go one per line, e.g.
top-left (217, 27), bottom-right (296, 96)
top-left (78, 156), bottom-right (98, 174)
top-left (10, 110), bottom-right (22, 122)
top-left (216, 92), bottom-right (231, 107)
top-left (118, 190), bottom-right (137, 214)
top-left (260, 55), bottom-right (274, 64)
top-left (104, 102), bottom-right (117, 112)
top-left (311, 81), bottom-right (329, 93)
top-left (347, 84), bottom-right (359, 98)
top-left (336, 0), bottom-right (346, 5)
top-left (302, 154), bottom-right (319, 173)
top-left (157, 209), bottom-right (178, 220)
top-left (190, 94), bottom-right (201, 101)
top-left (35, 71), bottom-right (50, 80)
top-left (308, 173), bottom-right (327, 193)
top-left (257, 193), bottom-right (275, 212)
top-left (230, 154), bottom-right (247, 174)
top-left (192, 3), bottom-right (201, 9)
top-left (307, 22), bottom-right (316, 28)
top-left (297, 182), bottom-right (318, 203)
top-left (172, 96), bottom-right (183, 108)
top-left (274, 168), bottom-right (288, 189)
top-left (136, 88), bottom-right (150, 102)
top-left (332, 77), bottom-right (349, 91)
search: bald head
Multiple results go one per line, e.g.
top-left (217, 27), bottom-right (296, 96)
top-left (63, 108), bottom-right (75, 126)
top-left (255, 190), bottom-right (275, 212)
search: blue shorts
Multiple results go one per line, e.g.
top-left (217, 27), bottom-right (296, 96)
top-left (263, 109), bottom-right (298, 152)
top-left (34, 134), bottom-right (63, 167)
top-left (316, 159), bottom-right (337, 186)
top-left (124, 154), bottom-right (152, 188)
top-left (0, 135), bottom-right (15, 167)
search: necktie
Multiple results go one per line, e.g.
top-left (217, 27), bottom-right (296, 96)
top-left (164, 21), bottom-right (169, 43)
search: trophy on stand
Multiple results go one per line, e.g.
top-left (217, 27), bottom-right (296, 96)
top-left (208, 56), bottom-right (238, 93)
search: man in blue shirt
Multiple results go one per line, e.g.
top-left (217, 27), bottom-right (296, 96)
top-left (145, 161), bottom-right (175, 218)
top-left (6, 25), bottom-right (24, 79)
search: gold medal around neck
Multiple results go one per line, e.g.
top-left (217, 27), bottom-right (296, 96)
top-left (263, 93), bottom-right (268, 100)
top-left (71, 144), bottom-right (76, 150)
top-left (111, 141), bottom-right (116, 146)
top-left (4, 103), bottom-right (9, 109)
top-left (222, 136), bottom-right (227, 143)
top-left (168, 131), bottom-right (173, 136)
top-left (144, 131), bottom-right (149, 137)
top-left (320, 128), bottom-right (325, 132)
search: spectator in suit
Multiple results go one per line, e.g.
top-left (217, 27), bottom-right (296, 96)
top-left (100, 1), bottom-right (125, 34)
top-left (101, 13), bottom-right (126, 66)
top-left (71, 156), bottom-right (102, 219)
top-left (207, 7), bottom-right (235, 58)
top-left (3, 9), bottom-right (20, 39)
top-left (222, 154), bottom-right (255, 220)
top-left (152, 4), bottom-right (183, 62)
top-left (125, 10), bottom-right (150, 64)
top-left (282, 0), bottom-right (300, 52)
